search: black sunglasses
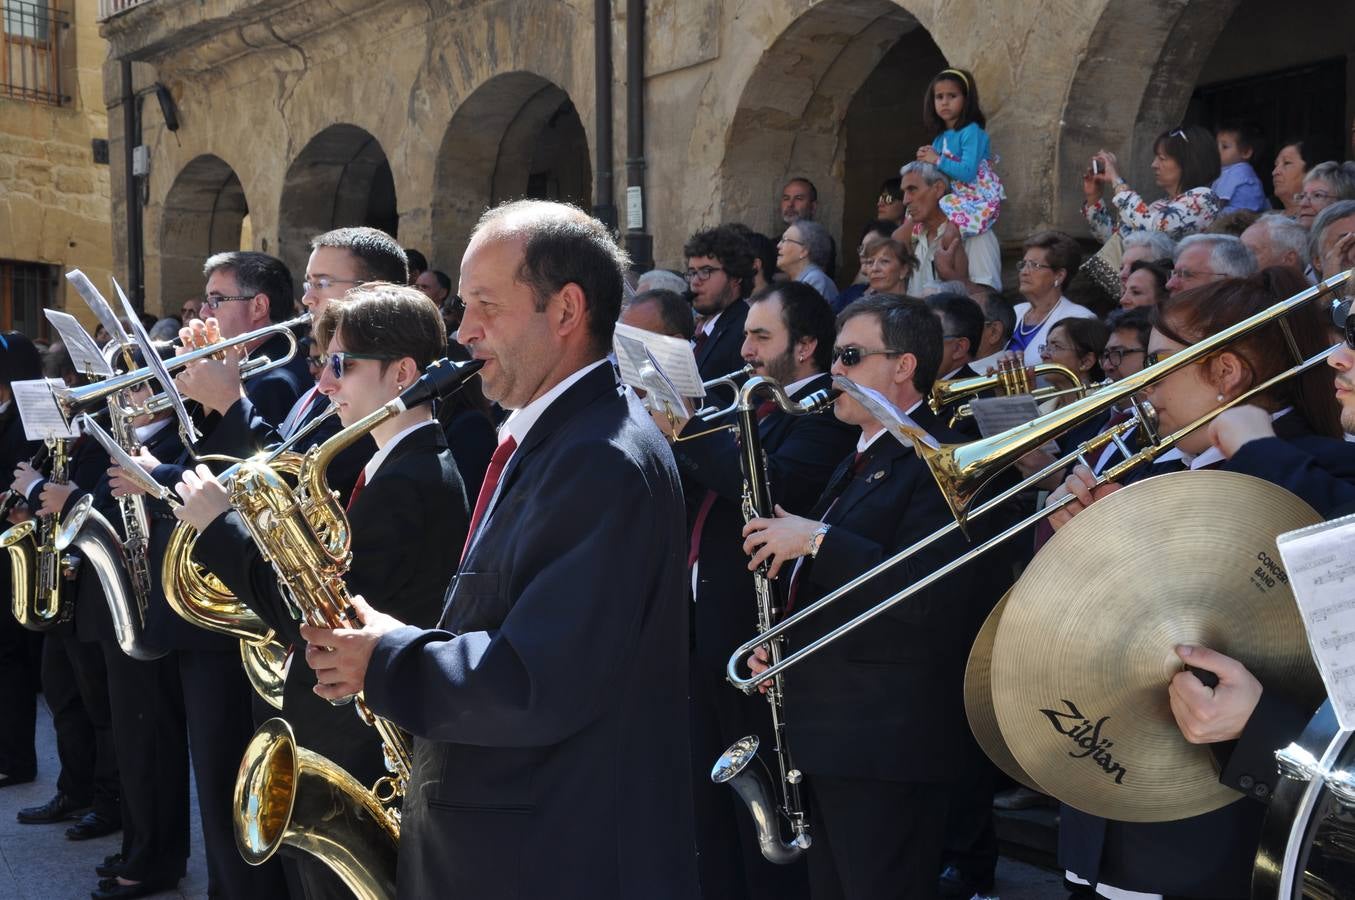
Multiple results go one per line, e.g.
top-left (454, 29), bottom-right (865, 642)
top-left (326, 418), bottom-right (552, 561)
top-left (1333, 296), bottom-right (1355, 348)
top-left (831, 346), bottom-right (902, 367)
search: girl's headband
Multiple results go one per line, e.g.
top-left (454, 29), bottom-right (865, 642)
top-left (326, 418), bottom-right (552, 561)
top-left (939, 68), bottom-right (970, 92)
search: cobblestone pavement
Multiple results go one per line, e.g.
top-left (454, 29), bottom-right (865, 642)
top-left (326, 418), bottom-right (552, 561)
top-left (0, 697), bottom-right (1067, 899)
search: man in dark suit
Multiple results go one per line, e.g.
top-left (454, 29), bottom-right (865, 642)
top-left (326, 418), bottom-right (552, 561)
top-left (178, 284), bottom-right (468, 899)
top-left (685, 225), bottom-right (756, 383)
top-left (300, 200), bottom-right (698, 900)
top-left (927, 292), bottom-right (987, 439)
top-left (742, 295), bottom-right (988, 899)
top-left (657, 281), bottom-right (853, 899)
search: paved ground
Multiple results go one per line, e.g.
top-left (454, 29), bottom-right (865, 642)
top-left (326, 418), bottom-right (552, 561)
top-left (0, 697), bottom-right (1068, 899)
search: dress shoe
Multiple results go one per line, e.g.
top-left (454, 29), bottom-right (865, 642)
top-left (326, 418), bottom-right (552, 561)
top-left (95, 854), bottom-right (124, 878)
top-left (0, 772), bottom-right (36, 789)
top-left (67, 810), bottom-right (122, 841)
top-left (90, 877), bottom-right (178, 900)
top-left (939, 865), bottom-right (995, 898)
top-left (17, 792), bottom-right (91, 824)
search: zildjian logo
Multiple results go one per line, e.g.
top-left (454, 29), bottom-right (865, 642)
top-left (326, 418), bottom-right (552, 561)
top-left (1039, 699), bottom-right (1128, 785)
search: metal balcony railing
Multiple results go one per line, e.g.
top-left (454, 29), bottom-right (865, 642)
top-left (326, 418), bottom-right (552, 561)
top-left (96, 0), bottom-right (153, 21)
top-left (1, 0), bottom-right (69, 105)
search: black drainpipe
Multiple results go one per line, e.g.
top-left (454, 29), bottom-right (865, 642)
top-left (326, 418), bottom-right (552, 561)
top-left (593, 0), bottom-right (617, 230)
top-left (120, 59), bottom-right (144, 312)
top-left (623, 0), bottom-right (652, 270)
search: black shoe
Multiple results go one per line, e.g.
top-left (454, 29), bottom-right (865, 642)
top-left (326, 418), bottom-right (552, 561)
top-left (17, 792), bottom-right (91, 824)
top-left (67, 810), bottom-right (121, 841)
top-left (939, 865), bottom-right (995, 898)
top-left (90, 878), bottom-right (177, 900)
top-left (95, 854), bottom-right (124, 878)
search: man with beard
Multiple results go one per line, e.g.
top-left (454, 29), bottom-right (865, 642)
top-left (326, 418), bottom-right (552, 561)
top-left (656, 281), bottom-right (855, 900)
top-left (684, 225), bottom-right (756, 382)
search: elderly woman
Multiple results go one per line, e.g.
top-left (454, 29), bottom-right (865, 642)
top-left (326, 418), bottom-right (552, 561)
top-left (1047, 268), bottom-right (1351, 899)
top-left (862, 239), bottom-right (917, 298)
top-left (1271, 135), bottom-right (1342, 218)
top-left (1119, 258), bottom-right (1170, 309)
top-left (1083, 126), bottom-right (1221, 243)
top-left (1296, 159), bottom-right (1355, 229)
top-left (1117, 230), bottom-right (1175, 288)
top-left (1010, 230), bottom-right (1098, 366)
top-left (777, 220), bottom-right (838, 305)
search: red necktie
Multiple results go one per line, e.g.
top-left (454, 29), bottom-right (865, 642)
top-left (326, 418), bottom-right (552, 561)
top-left (461, 435), bottom-right (518, 563)
top-left (345, 469), bottom-right (367, 512)
top-left (693, 330), bottom-right (709, 357)
top-left (756, 400), bottom-right (777, 422)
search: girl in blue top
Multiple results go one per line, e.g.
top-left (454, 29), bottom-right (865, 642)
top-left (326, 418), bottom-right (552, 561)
top-left (914, 67), bottom-right (1004, 236)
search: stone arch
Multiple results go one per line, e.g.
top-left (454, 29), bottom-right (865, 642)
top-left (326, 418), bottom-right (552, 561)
top-left (430, 72), bottom-right (592, 272)
top-left (277, 124), bottom-right (398, 286)
top-left (159, 154), bottom-right (250, 315)
top-left (1056, 0), bottom-right (1242, 232)
top-left (716, 0), bottom-right (937, 241)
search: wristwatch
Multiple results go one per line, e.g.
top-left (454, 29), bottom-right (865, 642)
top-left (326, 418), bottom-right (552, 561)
top-left (807, 524), bottom-right (830, 558)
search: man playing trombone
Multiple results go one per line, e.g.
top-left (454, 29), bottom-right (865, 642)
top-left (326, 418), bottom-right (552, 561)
top-left (742, 294), bottom-right (990, 900)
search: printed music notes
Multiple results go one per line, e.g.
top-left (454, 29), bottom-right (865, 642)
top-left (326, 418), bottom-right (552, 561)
top-left (43, 310), bottom-right (113, 379)
top-left (11, 379), bottom-right (80, 442)
top-left (612, 323), bottom-right (705, 399)
top-left (1277, 514), bottom-right (1355, 729)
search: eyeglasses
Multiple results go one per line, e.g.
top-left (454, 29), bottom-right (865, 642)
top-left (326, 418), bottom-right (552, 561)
top-left (306, 355), bottom-right (325, 371)
top-left (941, 333), bottom-right (966, 342)
top-left (1169, 268), bottom-right (1225, 283)
top-left (684, 266), bottom-right (725, 283)
top-left (877, 192), bottom-right (902, 205)
top-left (778, 237), bottom-right (806, 247)
top-left (1015, 259), bottom-right (1054, 272)
top-left (326, 351), bottom-right (400, 380)
top-left (831, 346), bottom-right (902, 367)
top-left (1143, 347), bottom-right (1190, 368)
top-left (1038, 341), bottom-right (1073, 354)
top-left (1294, 191), bottom-right (1335, 204)
top-left (201, 293), bottom-right (254, 310)
top-left (1168, 128), bottom-right (1189, 143)
top-left (1100, 348), bottom-right (1145, 366)
top-left (1332, 296), bottom-right (1355, 347)
top-left (303, 276), bottom-right (364, 294)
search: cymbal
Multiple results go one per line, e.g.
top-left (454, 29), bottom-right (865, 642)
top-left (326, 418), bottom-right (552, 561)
top-left (964, 592), bottom-right (1044, 793)
top-left (990, 471), bottom-right (1325, 822)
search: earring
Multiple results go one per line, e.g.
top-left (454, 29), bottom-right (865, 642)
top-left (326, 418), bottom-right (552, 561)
top-left (1216, 393), bottom-right (1224, 402)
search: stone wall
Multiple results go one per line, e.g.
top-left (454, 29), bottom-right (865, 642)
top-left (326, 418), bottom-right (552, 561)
top-left (1, 0), bottom-right (113, 332)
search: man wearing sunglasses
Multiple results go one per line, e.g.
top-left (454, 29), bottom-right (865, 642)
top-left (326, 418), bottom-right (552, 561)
top-left (174, 283), bottom-right (467, 900)
top-left (742, 294), bottom-right (988, 899)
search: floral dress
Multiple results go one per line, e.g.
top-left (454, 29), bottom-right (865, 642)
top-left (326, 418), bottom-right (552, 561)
top-left (933, 122), bottom-right (1005, 237)
top-left (1082, 185), bottom-right (1221, 243)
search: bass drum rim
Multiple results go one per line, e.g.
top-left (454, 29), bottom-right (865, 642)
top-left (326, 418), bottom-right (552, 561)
top-left (1252, 701), bottom-right (1352, 899)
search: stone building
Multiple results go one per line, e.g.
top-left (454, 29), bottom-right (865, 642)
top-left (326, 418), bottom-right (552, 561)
top-left (95, 0), bottom-right (1355, 314)
top-left (1, 0), bottom-right (113, 335)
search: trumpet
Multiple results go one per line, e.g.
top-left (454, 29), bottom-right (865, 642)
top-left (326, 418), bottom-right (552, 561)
top-left (930, 361), bottom-right (1091, 424)
top-left (726, 269), bottom-right (1352, 693)
top-left (50, 315), bottom-right (310, 426)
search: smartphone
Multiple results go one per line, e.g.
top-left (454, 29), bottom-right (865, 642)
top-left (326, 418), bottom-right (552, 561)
top-left (1091, 159), bottom-right (1103, 176)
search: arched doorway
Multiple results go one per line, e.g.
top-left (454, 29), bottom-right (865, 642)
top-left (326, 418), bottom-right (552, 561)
top-left (431, 72), bottom-right (592, 272)
top-left (277, 124), bottom-right (398, 287)
top-left (717, 0), bottom-right (937, 274)
top-left (159, 154), bottom-right (250, 315)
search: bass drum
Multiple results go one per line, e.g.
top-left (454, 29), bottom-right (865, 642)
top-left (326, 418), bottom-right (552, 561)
top-left (1253, 701), bottom-right (1355, 898)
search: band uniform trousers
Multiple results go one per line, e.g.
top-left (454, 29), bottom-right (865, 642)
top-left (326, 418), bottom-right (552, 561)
top-left (43, 627), bottom-right (120, 816)
top-left (0, 590), bottom-right (41, 781)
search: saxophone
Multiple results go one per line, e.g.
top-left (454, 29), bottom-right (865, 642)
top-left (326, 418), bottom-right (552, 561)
top-left (710, 374), bottom-right (837, 863)
top-left (2, 438), bottom-right (76, 631)
top-left (163, 358), bottom-right (482, 899)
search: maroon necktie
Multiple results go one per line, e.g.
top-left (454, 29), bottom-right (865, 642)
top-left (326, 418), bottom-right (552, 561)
top-left (345, 469), bottom-right (367, 512)
top-left (461, 436), bottom-right (518, 563)
top-left (689, 401), bottom-right (782, 568)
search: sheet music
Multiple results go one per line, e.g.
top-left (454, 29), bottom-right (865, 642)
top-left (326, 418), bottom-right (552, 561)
top-left (831, 376), bottom-right (939, 451)
top-left (614, 334), bottom-right (689, 419)
top-left (1277, 513), bottom-right (1355, 729)
top-left (11, 379), bottom-right (80, 442)
top-left (75, 413), bottom-right (174, 502)
top-left (112, 277), bottom-right (199, 443)
top-left (968, 395), bottom-right (1060, 454)
top-left (43, 310), bottom-right (114, 378)
top-left (612, 322), bottom-right (705, 398)
top-left (65, 270), bottom-right (131, 347)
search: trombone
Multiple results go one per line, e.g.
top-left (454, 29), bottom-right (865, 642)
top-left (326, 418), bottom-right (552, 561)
top-left (726, 269), bottom-right (1353, 693)
top-left (49, 315), bottom-right (310, 426)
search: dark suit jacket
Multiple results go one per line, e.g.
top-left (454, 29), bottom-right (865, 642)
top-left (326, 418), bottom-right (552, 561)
top-left (442, 407), bottom-right (496, 500)
top-left (364, 364), bottom-right (699, 900)
top-left (675, 373), bottom-right (856, 668)
top-left (695, 298), bottom-right (749, 385)
top-left (0, 404), bottom-right (39, 612)
top-left (782, 406), bottom-right (986, 783)
top-left (195, 423), bottom-right (467, 784)
top-left (1059, 418), bottom-right (1355, 896)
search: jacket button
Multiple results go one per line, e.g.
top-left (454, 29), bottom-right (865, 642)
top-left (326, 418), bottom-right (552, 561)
top-left (1239, 775), bottom-right (1255, 790)
top-left (1253, 783), bottom-right (1270, 800)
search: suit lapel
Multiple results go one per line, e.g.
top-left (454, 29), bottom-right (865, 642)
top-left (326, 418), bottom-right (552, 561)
top-left (825, 438), bottom-right (907, 524)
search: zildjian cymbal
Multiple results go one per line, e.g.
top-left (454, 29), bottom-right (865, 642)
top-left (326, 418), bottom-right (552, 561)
top-left (989, 471), bottom-right (1325, 822)
top-left (964, 592), bottom-right (1045, 794)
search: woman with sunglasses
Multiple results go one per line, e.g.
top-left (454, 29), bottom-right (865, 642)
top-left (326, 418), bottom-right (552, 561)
top-left (1044, 267), bottom-right (1355, 900)
top-left (174, 283), bottom-right (469, 900)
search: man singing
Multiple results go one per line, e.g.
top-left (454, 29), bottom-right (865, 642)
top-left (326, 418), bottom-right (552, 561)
top-left (300, 200), bottom-right (699, 899)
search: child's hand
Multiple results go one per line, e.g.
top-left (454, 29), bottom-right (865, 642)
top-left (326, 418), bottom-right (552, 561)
top-left (916, 145), bottom-right (940, 165)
